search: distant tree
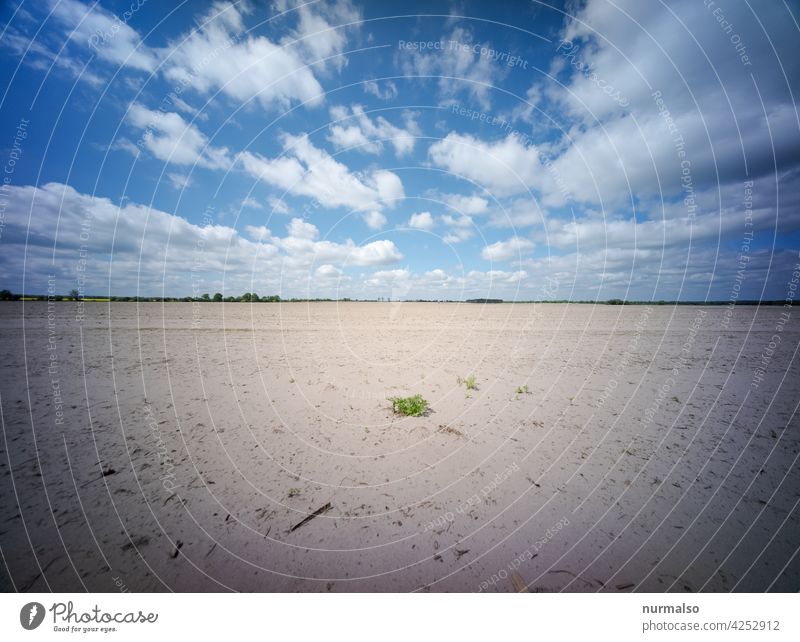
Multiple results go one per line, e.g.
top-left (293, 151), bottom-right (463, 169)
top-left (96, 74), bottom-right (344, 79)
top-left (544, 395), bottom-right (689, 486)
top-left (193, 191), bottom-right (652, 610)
top-left (0, 289), bottom-right (13, 300)
top-left (241, 292), bottom-right (252, 302)
top-left (212, 292), bottom-right (223, 302)
top-left (201, 293), bottom-right (210, 301)
top-left (69, 289), bottom-right (80, 300)
top-left (251, 293), bottom-right (260, 302)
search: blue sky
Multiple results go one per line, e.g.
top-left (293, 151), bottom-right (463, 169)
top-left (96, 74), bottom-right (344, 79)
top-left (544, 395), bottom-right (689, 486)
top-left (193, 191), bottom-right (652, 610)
top-left (1, 0), bottom-right (798, 300)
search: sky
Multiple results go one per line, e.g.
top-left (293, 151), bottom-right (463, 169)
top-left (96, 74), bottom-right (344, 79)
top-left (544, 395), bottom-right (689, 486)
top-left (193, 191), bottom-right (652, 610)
top-left (0, 0), bottom-right (798, 301)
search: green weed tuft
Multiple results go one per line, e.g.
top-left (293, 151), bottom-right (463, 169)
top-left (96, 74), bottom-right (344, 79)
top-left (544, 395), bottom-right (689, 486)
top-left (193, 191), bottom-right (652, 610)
top-left (389, 394), bottom-right (429, 416)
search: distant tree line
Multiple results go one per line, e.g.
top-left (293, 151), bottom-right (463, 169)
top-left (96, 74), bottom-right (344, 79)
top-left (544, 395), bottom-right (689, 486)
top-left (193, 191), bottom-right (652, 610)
top-left (0, 289), bottom-right (283, 303)
top-left (0, 289), bottom-right (790, 305)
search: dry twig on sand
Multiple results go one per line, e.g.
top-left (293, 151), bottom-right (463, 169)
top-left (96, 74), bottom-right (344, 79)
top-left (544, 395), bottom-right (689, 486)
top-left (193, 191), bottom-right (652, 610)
top-left (290, 502), bottom-right (332, 532)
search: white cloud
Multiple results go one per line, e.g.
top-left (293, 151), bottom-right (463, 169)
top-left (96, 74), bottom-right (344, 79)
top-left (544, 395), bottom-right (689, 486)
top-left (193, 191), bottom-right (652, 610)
top-left (244, 225), bottom-right (272, 241)
top-left (327, 104), bottom-right (420, 156)
top-left (268, 197), bottom-right (290, 214)
top-left (275, 236), bottom-right (403, 269)
top-left (429, 132), bottom-right (545, 197)
top-left (371, 169), bottom-right (405, 205)
top-left (540, 0), bottom-right (800, 206)
top-left (424, 268), bottom-right (449, 282)
top-left (33, 0), bottom-right (363, 109)
top-left (467, 269), bottom-right (528, 284)
top-left (158, 1), bottom-right (362, 110)
top-left (49, 0), bottom-right (158, 72)
top-left (481, 237), bottom-right (534, 261)
top-left (278, 0), bottom-right (362, 71)
top-left (110, 137), bottom-right (141, 158)
top-left (42, 0), bottom-right (361, 107)
top-left (3, 181), bottom-right (795, 300)
top-left (167, 173), bottom-right (193, 190)
top-left (400, 26), bottom-right (507, 108)
top-left (363, 79), bottom-right (398, 100)
top-left (442, 231), bottom-right (474, 243)
top-left (407, 211), bottom-right (435, 230)
top-left (161, 8), bottom-right (321, 110)
top-left (238, 134), bottom-right (404, 212)
top-left (127, 105), bottom-right (231, 170)
top-left (367, 268), bottom-right (411, 284)
top-left (485, 197), bottom-right (546, 229)
top-left (343, 240), bottom-right (403, 266)
top-left (0, 27), bottom-right (105, 86)
top-left (241, 196), bottom-right (263, 210)
top-left (363, 210), bottom-right (388, 230)
top-left (356, 266), bottom-right (531, 300)
top-left (170, 96), bottom-right (208, 121)
top-left (441, 213), bottom-right (473, 228)
top-left (287, 217), bottom-right (319, 240)
top-left (440, 213), bottom-right (475, 243)
top-left (441, 192), bottom-right (489, 215)
top-left (315, 264), bottom-right (344, 279)
top-left (0, 183), bottom-right (403, 296)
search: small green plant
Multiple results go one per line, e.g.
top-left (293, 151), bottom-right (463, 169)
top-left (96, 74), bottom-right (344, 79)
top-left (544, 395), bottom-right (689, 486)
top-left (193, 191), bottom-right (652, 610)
top-left (515, 385), bottom-right (529, 394)
top-left (463, 375), bottom-right (477, 390)
top-left (287, 488), bottom-right (301, 497)
top-left (389, 394), bottom-right (429, 416)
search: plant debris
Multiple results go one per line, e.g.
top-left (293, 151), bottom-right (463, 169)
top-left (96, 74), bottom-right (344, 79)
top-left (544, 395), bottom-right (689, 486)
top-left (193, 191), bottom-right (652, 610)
top-left (290, 502), bottom-right (332, 532)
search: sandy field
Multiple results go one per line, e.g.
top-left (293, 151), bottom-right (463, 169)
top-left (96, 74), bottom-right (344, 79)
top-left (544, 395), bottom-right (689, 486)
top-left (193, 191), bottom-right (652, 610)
top-left (0, 301), bottom-right (798, 592)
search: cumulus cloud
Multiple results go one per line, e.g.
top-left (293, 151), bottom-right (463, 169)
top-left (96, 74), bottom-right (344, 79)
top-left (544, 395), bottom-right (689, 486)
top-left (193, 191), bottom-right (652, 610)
top-left (315, 264), bottom-right (345, 279)
top-left (48, 0), bottom-right (158, 72)
top-left (327, 104), bottom-right (420, 156)
top-left (155, 0), bottom-right (363, 110)
top-left (286, 217), bottom-right (319, 240)
top-left (126, 105), bottom-right (232, 170)
top-left (29, 0), bottom-right (361, 110)
top-left (440, 213), bottom-right (475, 243)
top-left (241, 196), bottom-right (263, 210)
top-left (0, 183), bottom-right (403, 296)
top-left (481, 237), bottom-right (534, 261)
top-left (158, 2), bottom-right (323, 110)
top-left (238, 134), bottom-right (404, 212)
top-left (363, 79), bottom-right (398, 101)
top-left (440, 192), bottom-right (490, 215)
top-left (277, 0), bottom-right (361, 70)
top-left (362, 210), bottom-right (388, 230)
top-left (538, 0), bottom-right (800, 207)
top-left (268, 197), bottom-right (290, 214)
top-left (400, 26), bottom-right (508, 108)
top-left (429, 132), bottom-right (547, 197)
top-left (407, 211), bottom-right (435, 230)
top-left (167, 173), bottom-right (193, 190)
top-left (358, 266), bottom-right (530, 300)
top-left (244, 225), bottom-right (272, 241)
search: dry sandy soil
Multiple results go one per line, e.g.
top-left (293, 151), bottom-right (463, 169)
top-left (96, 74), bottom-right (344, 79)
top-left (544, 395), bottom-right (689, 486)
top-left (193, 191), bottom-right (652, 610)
top-left (1, 301), bottom-right (798, 592)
